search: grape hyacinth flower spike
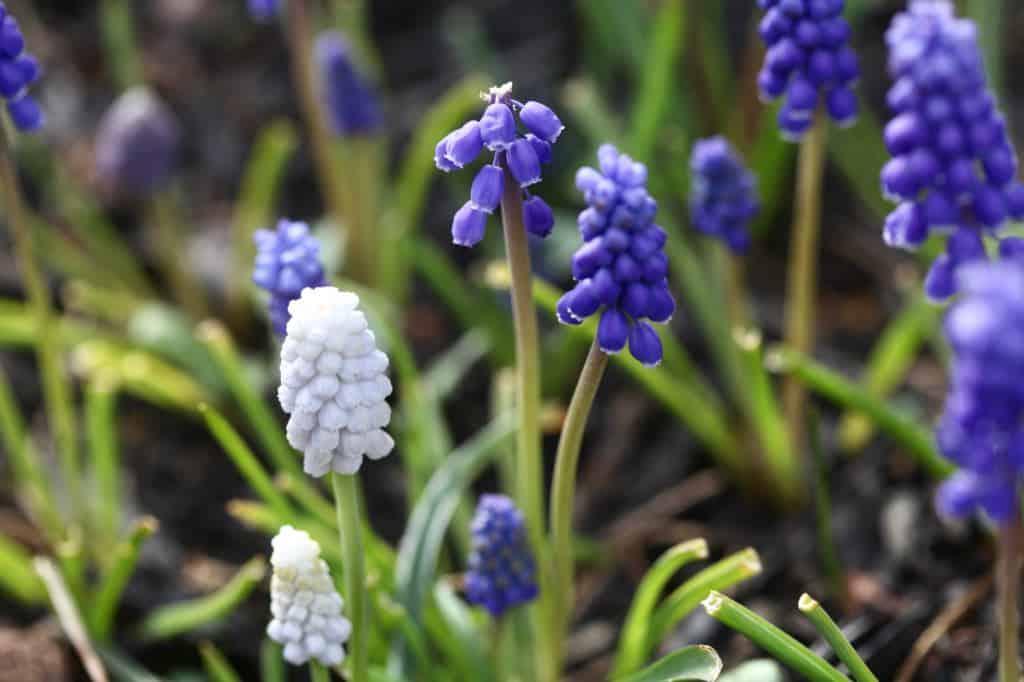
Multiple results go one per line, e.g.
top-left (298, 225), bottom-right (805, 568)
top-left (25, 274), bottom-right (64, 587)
top-left (267, 525), bottom-right (352, 666)
top-left (95, 87), bottom-right (182, 198)
top-left (0, 5), bottom-right (43, 131)
top-left (757, 0), bottom-right (860, 139)
top-left (315, 32), bottom-right (381, 137)
top-left (253, 220), bottom-right (327, 336)
top-left (880, 0), bottom-right (1024, 301)
top-left (434, 82), bottom-right (562, 246)
top-left (465, 494), bottom-right (538, 617)
top-left (277, 287), bottom-right (394, 477)
top-left (689, 137), bottom-right (760, 253)
top-left (248, 0), bottom-right (280, 21)
top-left (558, 144), bottom-right (675, 367)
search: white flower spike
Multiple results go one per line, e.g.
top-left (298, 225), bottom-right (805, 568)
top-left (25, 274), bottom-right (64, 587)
top-left (278, 287), bottom-right (394, 476)
top-left (267, 525), bottom-right (351, 667)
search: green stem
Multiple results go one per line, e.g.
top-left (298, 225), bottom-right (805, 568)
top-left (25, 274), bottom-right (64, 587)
top-left (0, 119), bottom-right (80, 520)
top-left (999, 517), bottom-right (1021, 682)
top-left (287, 0), bottom-right (350, 249)
top-left (798, 594), bottom-right (876, 682)
top-left (309, 661), bottom-right (331, 682)
top-left (498, 165), bottom-right (553, 681)
top-left (549, 339), bottom-right (608, 669)
top-left (782, 114), bottom-right (828, 456)
top-left (332, 473), bottom-right (367, 682)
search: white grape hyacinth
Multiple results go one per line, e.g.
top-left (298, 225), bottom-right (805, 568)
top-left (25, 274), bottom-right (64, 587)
top-left (278, 287), bottom-right (394, 476)
top-left (267, 525), bottom-right (352, 666)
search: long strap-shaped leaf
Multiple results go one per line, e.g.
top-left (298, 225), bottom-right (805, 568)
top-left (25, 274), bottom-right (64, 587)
top-left (614, 645), bottom-right (723, 682)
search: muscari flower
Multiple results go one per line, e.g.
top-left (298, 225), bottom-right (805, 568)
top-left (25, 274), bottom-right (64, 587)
top-left (248, 0), bottom-right (280, 21)
top-left (95, 87), bottom-right (181, 198)
top-left (465, 494), bottom-right (538, 617)
top-left (880, 0), bottom-right (1024, 301)
top-left (757, 0), bottom-right (860, 140)
top-left (0, 6), bottom-right (43, 132)
top-left (689, 137), bottom-right (760, 253)
top-left (315, 32), bottom-right (381, 137)
top-left (278, 287), bottom-right (394, 477)
top-left (935, 261), bottom-right (1024, 524)
top-left (253, 220), bottom-right (327, 337)
top-left (267, 525), bottom-right (352, 666)
top-left (434, 82), bottom-right (562, 247)
top-left (557, 144), bottom-right (675, 367)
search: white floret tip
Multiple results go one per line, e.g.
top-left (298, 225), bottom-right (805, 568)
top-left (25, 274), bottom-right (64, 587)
top-left (267, 525), bottom-right (352, 667)
top-left (278, 287), bottom-right (395, 477)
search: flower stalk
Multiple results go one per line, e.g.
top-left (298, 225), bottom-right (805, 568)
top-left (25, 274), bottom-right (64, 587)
top-left (782, 114), bottom-right (827, 456)
top-left (998, 516), bottom-right (1021, 682)
top-left (333, 473), bottom-right (368, 682)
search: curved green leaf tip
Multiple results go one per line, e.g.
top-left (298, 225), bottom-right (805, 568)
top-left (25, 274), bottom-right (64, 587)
top-left (615, 644), bottom-right (723, 682)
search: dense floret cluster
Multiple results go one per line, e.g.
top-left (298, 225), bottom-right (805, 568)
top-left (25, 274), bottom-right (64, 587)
top-left (253, 221), bottom-right (327, 337)
top-left (435, 83), bottom-right (562, 246)
top-left (267, 525), bottom-right (352, 666)
top-left (757, 0), bottom-right (859, 139)
top-left (557, 144), bottom-right (675, 367)
top-left (465, 495), bottom-right (538, 617)
top-left (95, 88), bottom-right (181, 198)
top-left (689, 137), bottom-right (760, 253)
top-left (315, 32), bottom-right (381, 137)
top-left (0, 5), bottom-right (43, 132)
top-left (278, 287), bottom-right (394, 477)
top-left (880, 0), bottom-right (1024, 300)
top-left (935, 262), bottom-right (1024, 524)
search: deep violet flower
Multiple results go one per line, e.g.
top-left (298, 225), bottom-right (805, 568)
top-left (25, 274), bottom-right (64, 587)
top-left (315, 32), bottom-right (381, 136)
top-left (95, 87), bottom-right (181, 197)
top-left (880, 0), bottom-right (1024, 301)
top-left (435, 82), bottom-right (563, 247)
top-left (0, 7), bottom-right (43, 132)
top-left (248, 0), bottom-right (279, 21)
top-left (757, 0), bottom-right (860, 139)
top-left (465, 494), bottom-right (538, 617)
top-left (935, 261), bottom-right (1024, 523)
top-left (557, 144), bottom-right (675, 367)
top-left (689, 137), bottom-right (760, 253)
top-left (253, 220), bottom-right (327, 336)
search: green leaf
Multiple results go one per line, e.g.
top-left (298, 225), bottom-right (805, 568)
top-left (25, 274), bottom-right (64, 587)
top-left (389, 414), bottom-right (515, 679)
top-left (89, 517), bottom-right (159, 641)
top-left (0, 532), bottom-right (46, 604)
top-left (615, 645), bottom-right (723, 682)
top-left (612, 539), bottom-right (710, 677)
top-left (95, 645), bottom-right (163, 682)
top-left (139, 556), bottom-right (266, 641)
top-left (629, 0), bottom-right (688, 160)
top-left (718, 660), bottom-right (786, 682)
top-left (198, 642), bottom-right (243, 682)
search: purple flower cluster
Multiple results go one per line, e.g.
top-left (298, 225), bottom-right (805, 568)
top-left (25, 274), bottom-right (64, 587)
top-left (253, 220), bottom-right (327, 336)
top-left (315, 32), bottom-right (381, 137)
top-left (757, 0), bottom-right (859, 139)
top-left (465, 494), bottom-right (538, 617)
top-left (689, 137), bottom-right (759, 254)
top-left (247, 0), bottom-right (279, 21)
top-left (880, 0), bottom-right (1024, 301)
top-left (935, 262), bottom-right (1024, 524)
top-left (95, 88), bottom-right (181, 197)
top-left (557, 145), bottom-right (675, 367)
top-left (434, 83), bottom-right (562, 247)
top-left (0, 5), bottom-right (42, 132)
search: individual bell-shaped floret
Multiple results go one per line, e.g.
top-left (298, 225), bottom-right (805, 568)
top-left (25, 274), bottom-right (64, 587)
top-left (267, 525), bottom-right (352, 666)
top-left (278, 287), bottom-right (394, 476)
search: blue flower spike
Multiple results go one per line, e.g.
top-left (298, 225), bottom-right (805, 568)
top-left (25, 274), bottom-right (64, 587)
top-left (757, 0), bottom-right (860, 140)
top-left (935, 261), bottom-right (1024, 524)
top-left (253, 220), bottom-right (327, 336)
top-left (689, 137), bottom-right (760, 254)
top-left (880, 0), bottom-right (1024, 301)
top-left (315, 32), bottom-right (382, 137)
top-left (0, 7), bottom-right (42, 132)
top-left (434, 82), bottom-right (563, 247)
top-left (558, 144), bottom-right (675, 367)
top-left (465, 494), bottom-right (539, 617)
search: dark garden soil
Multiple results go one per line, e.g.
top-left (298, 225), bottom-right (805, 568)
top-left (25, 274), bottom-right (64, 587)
top-left (0, 1), bottom-right (1020, 680)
